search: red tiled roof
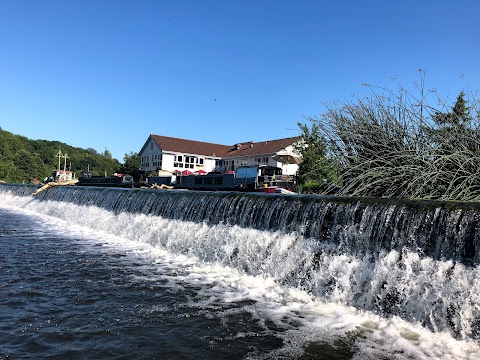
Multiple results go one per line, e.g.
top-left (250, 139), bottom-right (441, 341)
top-left (223, 137), bottom-right (301, 158)
top-left (147, 134), bottom-right (300, 158)
top-left (150, 135), bottom-right (231, 157)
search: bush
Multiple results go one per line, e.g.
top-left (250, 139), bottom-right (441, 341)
top-left (300, 74), bottom-right (480, 201)
top-left (299, 179), bottom-right (323, 194)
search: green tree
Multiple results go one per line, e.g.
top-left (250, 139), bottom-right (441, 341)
top-left (433, 91), bottom-right (471, 127)
top-left (120, 152), bottom-right (142, 180)
top-left (0, 128), bottom-right (123, 182)
top-left (430, 91), bottom-right (475, 153)
top-left (103, 148), bottom-right (113, 159)
top-left (295, 122), bottom-right (339, 193)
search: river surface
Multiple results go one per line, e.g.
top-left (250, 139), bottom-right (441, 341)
top-left (1, 189), bottom-right (479, 359)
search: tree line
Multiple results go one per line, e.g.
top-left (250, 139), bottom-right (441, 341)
top-left (0, 128), bottom-right (141, 183)
top-left (296, 77), bottom-right (480, 202)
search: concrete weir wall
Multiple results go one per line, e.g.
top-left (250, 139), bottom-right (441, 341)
top-left (2, 183), bottom-right (480, 265)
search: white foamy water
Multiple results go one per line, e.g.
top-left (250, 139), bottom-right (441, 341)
top-left (1, 191), bottom-right (480, 359)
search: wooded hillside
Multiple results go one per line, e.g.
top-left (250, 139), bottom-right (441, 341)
top-left (0, 128), bottom-right (122, 183)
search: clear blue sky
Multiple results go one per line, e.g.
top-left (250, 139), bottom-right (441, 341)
top-left (1, 1), bottom-right (479, 161)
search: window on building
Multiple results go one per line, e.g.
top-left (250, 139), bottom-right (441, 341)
top-left (150, 143), bottom-right (153, 150)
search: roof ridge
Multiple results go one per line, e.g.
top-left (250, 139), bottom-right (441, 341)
top-left (237, 136), bottom-right (300, 143)
top-left (151, 134), bottom-right (230, 147)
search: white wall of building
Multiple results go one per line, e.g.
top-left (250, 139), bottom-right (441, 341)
top-left (222, 156), bottom-right (299, 175)
top-left (140, 139), bottom-right (162, 173)
top-left (140, 139), bottom-right (300, 176)
top-left (140, 143), bottom-right (221, 174)
top-left (162, 153), bottom-right (175, 171)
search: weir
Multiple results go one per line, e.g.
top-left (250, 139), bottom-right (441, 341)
top-left (5, 183), bottom-right (479, 264)
top-left (1, 183), bottom-right (480, 341)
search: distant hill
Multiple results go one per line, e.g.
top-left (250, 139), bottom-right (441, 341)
top-left (0, 128), bottom-right (122, 183)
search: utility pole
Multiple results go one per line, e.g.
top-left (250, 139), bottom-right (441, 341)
top-left (55, 149), bottom-right (70, 171)
top-left (63, 153), bottom-right (69, 171)
top-left (56, 149), bottom-right (62, 170)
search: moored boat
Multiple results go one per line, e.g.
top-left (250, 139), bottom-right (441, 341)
top-left (77, 169), bottom-right (134, 188)
top-left (34, 150), bottom-right (79, 195)
top-left (147, 165), bottom-right (297, 193)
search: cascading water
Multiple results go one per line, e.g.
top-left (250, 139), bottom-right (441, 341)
top-left (2, 183), bottom-right (480, 344)
top-left (25, 184), bottom-right (480, 264)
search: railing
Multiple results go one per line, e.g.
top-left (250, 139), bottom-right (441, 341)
top-left (261, 175), bottom-right (295, 189)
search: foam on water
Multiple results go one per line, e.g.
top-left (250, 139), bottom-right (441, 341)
top-left (1, 191), bottom-right (480, 358)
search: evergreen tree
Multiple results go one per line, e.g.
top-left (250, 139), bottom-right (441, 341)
top-left (433, 91), bottom-right (471, 127)
top-left (431, 91), bottom-right (474, 153)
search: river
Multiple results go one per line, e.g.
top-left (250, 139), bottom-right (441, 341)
top-left (0, 185), bottom-right (479, 359)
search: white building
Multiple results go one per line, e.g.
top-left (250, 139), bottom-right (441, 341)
top-left (139, 135), bottom-right (229, 174)
top-left (139, 134), bottom-right (301, 176)
top-left (221, 139), bottom-right (301, 175)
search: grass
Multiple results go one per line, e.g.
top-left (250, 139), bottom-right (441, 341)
top-left (302, 75), bottom-right (480, 201)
